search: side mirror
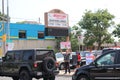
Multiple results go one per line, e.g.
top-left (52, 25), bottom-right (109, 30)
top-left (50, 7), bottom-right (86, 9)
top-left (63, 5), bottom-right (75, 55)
top-left (93, 61), bottom-right (98, 67)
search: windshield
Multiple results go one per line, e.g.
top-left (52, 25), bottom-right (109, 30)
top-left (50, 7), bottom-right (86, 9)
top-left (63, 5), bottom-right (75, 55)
top-left (55, 53), bottom-right (64, 58)
top-left (80, 51), bottom-right (90, 57)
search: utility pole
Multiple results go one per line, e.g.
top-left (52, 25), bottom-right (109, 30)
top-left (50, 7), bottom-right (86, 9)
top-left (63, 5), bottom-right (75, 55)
top-left (2, 0), bottom-right (4, 14)
top-left (7, 0), bottom-right (10, 40)
top-left (2, 0), bottom-right (6, 55)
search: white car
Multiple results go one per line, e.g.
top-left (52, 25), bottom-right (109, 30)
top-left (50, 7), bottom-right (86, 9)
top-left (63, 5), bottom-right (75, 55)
top-left (55, 52), bottom-right (77, 70)
top-left (55, 52), bottom-right (64, 70)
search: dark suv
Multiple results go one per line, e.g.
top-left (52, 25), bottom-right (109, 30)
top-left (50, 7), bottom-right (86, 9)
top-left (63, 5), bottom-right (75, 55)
top-left (0, 49), bottom-right (59, 80)
top-left (72, 49), bottom-right (120, 80)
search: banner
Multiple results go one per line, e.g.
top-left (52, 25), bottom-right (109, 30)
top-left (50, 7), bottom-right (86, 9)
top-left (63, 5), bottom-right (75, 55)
top-left (60, 41), bottom-right (71, 49)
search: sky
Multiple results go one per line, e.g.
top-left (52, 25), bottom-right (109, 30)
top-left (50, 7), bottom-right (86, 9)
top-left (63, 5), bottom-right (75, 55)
top-left (0, 0), bottom-right (120, 27)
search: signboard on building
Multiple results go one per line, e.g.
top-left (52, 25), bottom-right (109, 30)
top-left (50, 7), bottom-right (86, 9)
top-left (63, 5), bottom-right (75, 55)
top-left (46, 13), bottom-right (68, 28)
top-left (44, 9), bottom-right (69, 37)
top-left (60, 41), bottom-right (71, 49)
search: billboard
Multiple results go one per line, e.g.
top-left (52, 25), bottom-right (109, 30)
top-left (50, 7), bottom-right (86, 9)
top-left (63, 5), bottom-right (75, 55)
top-left (47, 13), bottom-right (68, 28)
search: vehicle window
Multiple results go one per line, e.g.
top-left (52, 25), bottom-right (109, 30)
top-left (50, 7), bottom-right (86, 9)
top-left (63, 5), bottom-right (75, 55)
top-left (36, 50), bottom-right (48, 55)
top-left (96, 52), bottom-right (116, 66)
top-left (6, 51), bottom-right (14, 61)
top-left (80, 51), bottom-right (90, 57)
top-left (14, 51), bottom-right (21, 61)
top-left (80, 52), bottom-right (85, 57)
top-left (23, 50), bottom-right (34, 61)
top-left (56, 53), bottom-right (63, 58)
top-left (36, 50), bottom-right (54, 60)
top-left (116, 53), bottom-right (120, 64)
top-left (70, 52), bottom-right (76, 59)
top-left (102, 48), bottom-right (113, 54)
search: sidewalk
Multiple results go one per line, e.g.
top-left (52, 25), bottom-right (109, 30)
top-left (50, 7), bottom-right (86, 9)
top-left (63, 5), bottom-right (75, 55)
top-left (58, 69), bottom-right (75, 76)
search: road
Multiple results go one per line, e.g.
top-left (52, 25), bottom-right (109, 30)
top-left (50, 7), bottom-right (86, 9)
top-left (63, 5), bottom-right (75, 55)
top-left (0, 75), bottom-right (72, 80)
top-left (0, 69), bottom-right (74, 80)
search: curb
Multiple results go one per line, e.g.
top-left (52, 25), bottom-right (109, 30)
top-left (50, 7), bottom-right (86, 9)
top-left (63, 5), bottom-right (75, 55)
top-left (58, 74), bottom-right (73, 77)
top-left (58, 70), bottom-right (74, 77)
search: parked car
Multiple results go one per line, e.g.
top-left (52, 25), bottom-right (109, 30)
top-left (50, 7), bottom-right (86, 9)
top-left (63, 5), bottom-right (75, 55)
top-left (91, 50), bottom-right (102, 58)
top-left (55, 52), bottom-right (64, 70)
top-left (80, 51), bottom-right (90, 66)
top-left (70, 52), bottom-right (78, 69)
top-left (102, 47), bottom-right (120, 54)
top-left (72, 49), bottom-right (120, 80)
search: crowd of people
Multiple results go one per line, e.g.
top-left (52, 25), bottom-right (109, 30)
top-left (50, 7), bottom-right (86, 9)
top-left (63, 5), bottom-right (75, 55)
top-left (60, 49), bottom-right (95, 74)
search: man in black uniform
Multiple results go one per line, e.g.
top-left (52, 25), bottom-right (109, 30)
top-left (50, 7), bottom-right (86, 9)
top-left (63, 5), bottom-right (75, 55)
top-left (61, 49), bottom-right (71, 74)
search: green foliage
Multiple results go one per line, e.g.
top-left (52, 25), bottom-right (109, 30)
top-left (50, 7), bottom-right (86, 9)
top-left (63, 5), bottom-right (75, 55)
top-left (70, 25), bottom-right (82, 51)
top-left (78, 9), bottom-right (115, 49)
top-left (47, 46), bottom-right (53, 49)
top-left (113, 24), bottom-right (120, 38)
top-left (55, 26), bottom-right (82, 52)
top-left (55, 36), bottom-right (66, 52)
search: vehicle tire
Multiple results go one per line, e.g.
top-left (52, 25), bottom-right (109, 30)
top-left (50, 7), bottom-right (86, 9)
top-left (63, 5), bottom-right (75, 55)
top-left (49, 76), bottom-right (55, 80)
top-left (43, 76), bottom-right (55, 80)
top-left (43, 77), bottom-right (48, 80)
top-left (12, 76), bottom-right (19, 80)
top-left (19, 70), bottom-right (32, 80)
top-left (59, 63), bottom-right (65, 70)
top-left (77, 75), bottom-right (89, 80)
top-left (43, 57), bottom-right (56, 72)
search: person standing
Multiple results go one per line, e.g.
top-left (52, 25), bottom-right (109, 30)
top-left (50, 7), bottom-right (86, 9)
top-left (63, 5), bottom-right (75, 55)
top-left (61, 49), bottom-right (71, 74)
top-left (76, 51), bottom-right (81, 68)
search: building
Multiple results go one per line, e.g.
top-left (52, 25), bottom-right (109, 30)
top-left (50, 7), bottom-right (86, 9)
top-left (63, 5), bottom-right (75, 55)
top-left (0, 23), bottom-right (56, 56)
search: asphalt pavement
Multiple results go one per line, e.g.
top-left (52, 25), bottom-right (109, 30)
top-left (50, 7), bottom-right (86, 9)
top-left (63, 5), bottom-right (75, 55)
top-left (0, 69), bottom-right (75, 80)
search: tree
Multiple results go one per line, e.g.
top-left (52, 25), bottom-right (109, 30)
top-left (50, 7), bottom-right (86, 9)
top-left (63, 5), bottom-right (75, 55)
top-left (55, 36), bottom-right (66, 52)
top-left (55, 26), bottom-right (82, 52)
top-left (78, 9), bottom-right (115, 49)
top-left (113, 24), bottom-right (120, 38)
top-left (70, 25), bottom-right (82, 51)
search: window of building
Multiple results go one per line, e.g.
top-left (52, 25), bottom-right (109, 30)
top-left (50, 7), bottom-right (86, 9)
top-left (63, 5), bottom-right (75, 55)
top-left (19, 30), bottom-right (26, 38)
top-left (38, 31), bottom-right (44, 39)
